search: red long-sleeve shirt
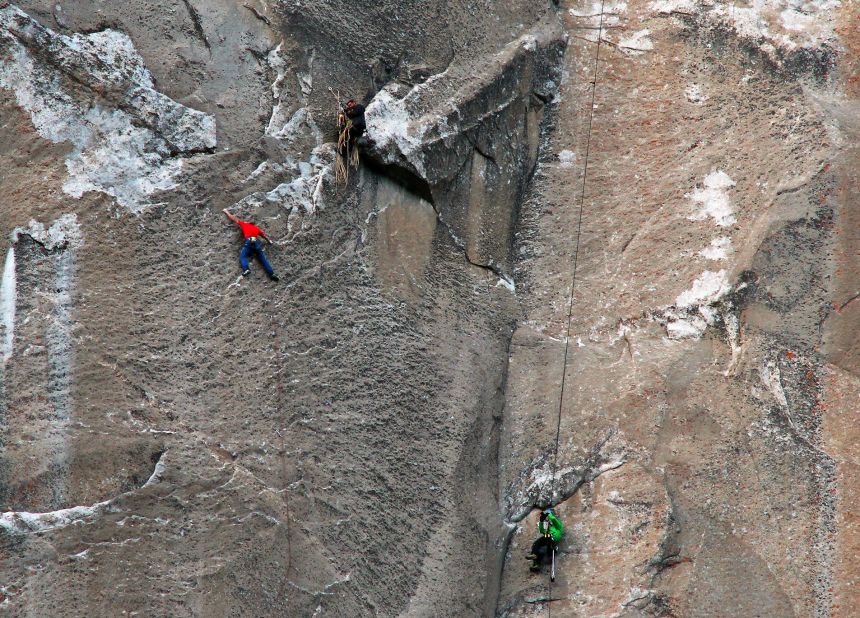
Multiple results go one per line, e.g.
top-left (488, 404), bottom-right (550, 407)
top-left (237, 220), bottom-right (264, 239)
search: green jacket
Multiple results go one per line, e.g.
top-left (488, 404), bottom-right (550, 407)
top-left (538, 512), bottom-right (564, 543)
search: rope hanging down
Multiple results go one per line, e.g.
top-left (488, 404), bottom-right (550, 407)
top-left (330, 87), bottom-right (360, 185)
top-left (547, 1), bottom-right (606, 613)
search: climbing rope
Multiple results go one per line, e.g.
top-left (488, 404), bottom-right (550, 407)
top-left (547, 1), bottom-right (605, 613)
top-left (335, 121), bottom-right (351, 185)
top-left (331, 87), bottom-right (360, 185)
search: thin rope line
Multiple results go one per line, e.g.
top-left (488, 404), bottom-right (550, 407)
top-left (548, 1), bottom-right (605, 614)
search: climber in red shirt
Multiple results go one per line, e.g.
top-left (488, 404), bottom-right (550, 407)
top-left (223, 209), bottom-right (279, 281)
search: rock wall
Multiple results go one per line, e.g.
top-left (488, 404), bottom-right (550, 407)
top-left (2, 0), bottom-right (860, 617)
top-left (498, 1), bottom-right (860, 616)
top-left (0, 1), bottom-right (562, 616)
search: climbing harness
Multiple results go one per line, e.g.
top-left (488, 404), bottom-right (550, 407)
top-left (546, 0), bottom-right (606, 612)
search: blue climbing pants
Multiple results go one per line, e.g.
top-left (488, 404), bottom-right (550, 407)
top-left (239, 238), bottom-right (274, 276)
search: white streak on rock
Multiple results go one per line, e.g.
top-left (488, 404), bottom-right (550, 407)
top-left (264, 45), bottom-right (321, 146)
top-left (569, 0), bottom-right (627, 26)
top-left (496, 276), bottom-right (516, 293)
top-left (666, 314), bottom-right (707, 339)
top-left (365, 87), bottom-right (427, 175)
top-left (232, 145), bottom-right (335, 226)
top-left (270, 107), bottom-right (323, 148)
top-left (760, 360), bottom-right (789, 409)
top-left (676, 270), bottom-right (730, 308)
top-left (649, 0), bottom-right (841, 65)
top-left (0, 500), bottom-right (110, 534)
top-left (1, 248), bottom-right (15, 363)
top-left (526, 465), bottom-right (576, 495)
top-left (59, 107), bottom-right (184, 209)
top-left (685, 83), bottom-right (707, 104)
top-left (688, 170), bottom-right (736, 227)
top-left (237, 44), bottom-right (330, 215)
top-left (12, 214), bottom-right (83, 250)
top-left (265, 43), bottom-right (289, 137)
top-left (9, 215), bottom-right (82, 506)
top-left (558, 149), bottom-right (576, 168)
top-left (699, 236), bottom-right (732, 261)
top-left (0, 5), bottom-right (216, 213)
top-left (49, 249), bottom-right (74, 423)
top-left (143, 451), bottom-right (167, 488)
top-left (648, 0), bottom-right (695, 13)
top-left (617, 29), bottom-right (654, 54)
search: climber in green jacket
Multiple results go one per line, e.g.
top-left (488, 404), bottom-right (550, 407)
top-left (526, 509), bottom-right (564, 573)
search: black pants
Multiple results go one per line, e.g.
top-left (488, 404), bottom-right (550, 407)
top-left (531, 536), bottom-right (557, 565)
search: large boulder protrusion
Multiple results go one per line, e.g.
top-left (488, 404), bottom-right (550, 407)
top-left (363, 21), bottom-right (566, 275)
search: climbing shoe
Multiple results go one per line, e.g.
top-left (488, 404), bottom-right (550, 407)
top-left (525, 553), bottom-right (538, 561)
top-left (269, 274), bottom-right (280, 282)
top-left (242, 269), bottom-right (251, 277)
top-left (529, 562), bottom-right (541, 573)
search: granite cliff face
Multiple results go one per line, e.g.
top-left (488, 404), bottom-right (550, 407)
top-left (1, 1), bottom-right (860, 616)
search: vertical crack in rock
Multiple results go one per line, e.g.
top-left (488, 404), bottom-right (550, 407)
top-left (180, 0), bottom-right (211, 52)
top-left (0, 4), bottom-right (216, 212)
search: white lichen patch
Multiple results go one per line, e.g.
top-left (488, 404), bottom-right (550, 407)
top-left (569, 0), bottom-right (628, 26)
top-left (269, 107), bottom-right (323, 148)
top-left (760, 360), bottom-right (789, 408)
top-left (648, 0), bottom-right (695, 13)
top-left (685, 83), bottom-right (707, 104)
top-left (143, 452), bottom-right (167, 488)
top-left (366, 29), bottom-right (548, 179)
top-left (648, 0), bottom-right (842, 65)
top-left (666, 312), bottom-right (708, 339)
top-left (365, 87), bottom-right (428, 175)
top-left (12, 214), bottom-right (83, 250)
top-left (569, 1), bottom-right (628, 43)
top-left (662, 301), bottom-right (726, 340)
top-left (265, 43), bottom-right (290, 137)
top-left (265, 44), bottom-right (321, 147)
top-left (230, 145), bottom-right (335, 230)
top-left (558, 149), bottom-right (576, 168)
top-left (676, 270), bottom-right (731, 308)
top-left (699, 236), bottom-right (732, 261)
top-left (234, 43), bottom-right (334, 227)
top-left (617, 29), bottom-right (654, 55)
top-left (688, 170), bottom-right (736, 227)
top-left (525, 463), bottom-right (576, 497)
top-left (496, 276), bottom-right (516, 293)
top-left (1, 500), bottom-right (111, 534)
top-left (10, 214), bottom-right (82, 466)
top-left (0, 5), bottom-right (216, 213)
top-left (660, 268), bottom-right (734, 340)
